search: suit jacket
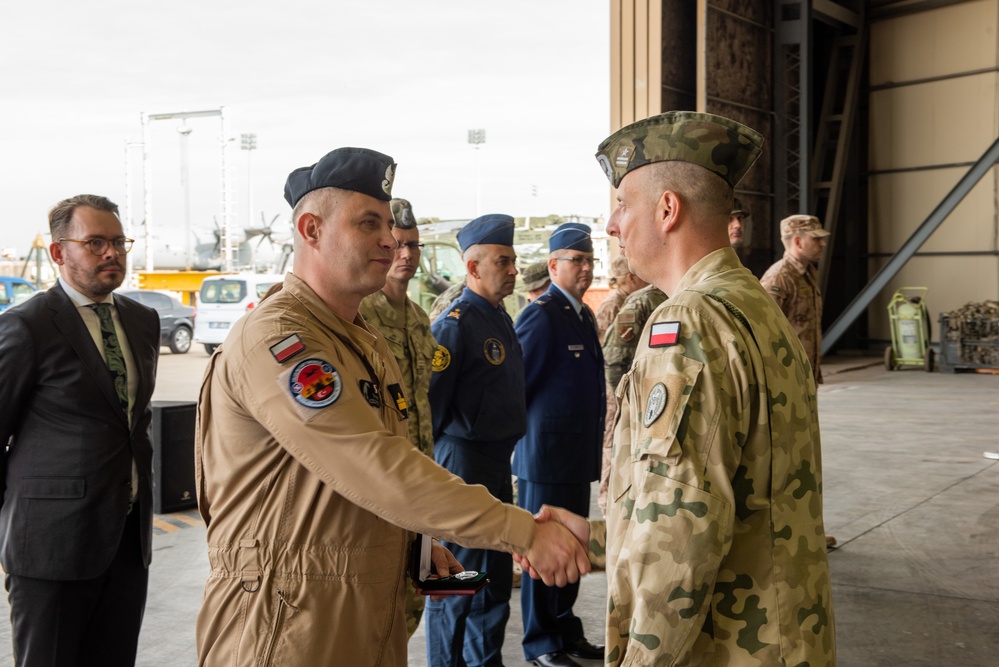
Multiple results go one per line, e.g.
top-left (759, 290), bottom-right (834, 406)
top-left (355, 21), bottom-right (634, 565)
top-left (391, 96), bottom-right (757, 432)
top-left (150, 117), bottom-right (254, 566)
top-left (513, 284), bottom-right (605, 484)
top-left (0, 282), bottom-right (159, 580)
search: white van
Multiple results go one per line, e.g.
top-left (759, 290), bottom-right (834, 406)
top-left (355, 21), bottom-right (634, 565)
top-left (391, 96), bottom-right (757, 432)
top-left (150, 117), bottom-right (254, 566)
top-left (193, 274), bottom-right (284, 354)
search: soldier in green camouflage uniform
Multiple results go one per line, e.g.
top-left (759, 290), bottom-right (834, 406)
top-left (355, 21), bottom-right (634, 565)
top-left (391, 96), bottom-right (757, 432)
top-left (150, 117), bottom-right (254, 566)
top-left (357, 198), bottom-right (437, 637)
top-left (597, 283), bottom-right (667, 515)
top-left (528, 111), bottom-right (835, 666)
top-left (428, 261), bottom-right (549, 321)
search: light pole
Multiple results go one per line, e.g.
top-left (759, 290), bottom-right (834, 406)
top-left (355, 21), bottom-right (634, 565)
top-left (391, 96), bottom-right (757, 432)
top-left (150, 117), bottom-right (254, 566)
top-left (178, 120), bottom-right (193, 270)
top-left (241, 133), bottom-right (257, 228)
top-left (467, 129), bottom-right (486, 216)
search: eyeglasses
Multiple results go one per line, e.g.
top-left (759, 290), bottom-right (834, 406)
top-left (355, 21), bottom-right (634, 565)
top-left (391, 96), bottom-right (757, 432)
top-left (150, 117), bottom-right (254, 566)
top-left (59, 237), bottom-right (134, 255)
top-left (395, 241), bottom-right (425, 252)
top-left (554, 256), bottom-right (598, 267)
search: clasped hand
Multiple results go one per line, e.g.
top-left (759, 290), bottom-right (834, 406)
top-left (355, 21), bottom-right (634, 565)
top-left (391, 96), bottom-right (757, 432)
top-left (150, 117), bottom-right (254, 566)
top-left (516, 504), bottom-right (591, 586)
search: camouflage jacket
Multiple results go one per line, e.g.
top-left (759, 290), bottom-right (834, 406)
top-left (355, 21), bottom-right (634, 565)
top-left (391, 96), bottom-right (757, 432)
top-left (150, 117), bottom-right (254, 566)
top-left (595, 287), bottom-right (628, 342)
top-left (603, 248), bottom-right (834, 666)
top-left (428, 281), bottom-right (466, 322)
top-left (602, 285), bottom-right (668, 389)
top-left (359, 291), bottom-right (437, 456)
top-left (760, 252), bottom-right (823, 383)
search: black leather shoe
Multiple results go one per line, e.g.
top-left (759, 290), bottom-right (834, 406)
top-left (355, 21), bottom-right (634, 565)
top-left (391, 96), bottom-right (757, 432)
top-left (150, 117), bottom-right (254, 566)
top-left (530, 651), bottom-right (581, 667)
top-left (566, 637), bottom-right (605, 660)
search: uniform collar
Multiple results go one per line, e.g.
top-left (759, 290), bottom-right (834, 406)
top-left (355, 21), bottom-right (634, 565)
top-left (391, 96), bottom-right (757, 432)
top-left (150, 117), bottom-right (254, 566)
top-left (551, 283), bottom-right (583, 315)
top-left (672, 247), bottom-right (743, 295)
top-left (782, 251), bottom-right (811, 276)
top-left (366, 289), bottom-right (408, 327)
top-left (282, 272), bottom-right (380, 350)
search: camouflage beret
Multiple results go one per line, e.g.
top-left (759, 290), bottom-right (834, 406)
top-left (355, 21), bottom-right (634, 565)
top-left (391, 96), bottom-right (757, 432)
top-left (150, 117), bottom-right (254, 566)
top-left (595, 111), bottom-right (763, 189)
top-left (391, 198), bottom-right (417, 229)
top-left (284, 147), bottom-right (396, 207)
top-left (781, 214), bottom-right (829, 238)
top-left (521, 261), bottom-right (551, 291)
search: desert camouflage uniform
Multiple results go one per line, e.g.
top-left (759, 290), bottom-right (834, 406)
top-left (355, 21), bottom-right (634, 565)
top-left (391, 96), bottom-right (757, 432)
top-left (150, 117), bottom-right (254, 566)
top-left (595, 287), bottom-right (628, 342)
top-left (429, 280), bottom-right (466, 321)
top-left (760, 252), bottom-right (823, 384)
top-left (598, 285), bottom-right (668, 514)
top-left (358, 290), bottom-right (437, 636)
top-left (600, 248), bottom-right (834, 666)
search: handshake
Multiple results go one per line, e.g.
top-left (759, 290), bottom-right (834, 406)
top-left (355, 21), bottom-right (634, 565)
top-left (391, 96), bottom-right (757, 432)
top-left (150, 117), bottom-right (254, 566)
top-left (514, 505), bottom-right (593, 587)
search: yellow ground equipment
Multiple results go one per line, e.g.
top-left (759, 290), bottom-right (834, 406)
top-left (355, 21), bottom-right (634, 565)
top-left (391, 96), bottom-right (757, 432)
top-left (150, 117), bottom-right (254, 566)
top-left (884, 287), bottom-right (933, 371)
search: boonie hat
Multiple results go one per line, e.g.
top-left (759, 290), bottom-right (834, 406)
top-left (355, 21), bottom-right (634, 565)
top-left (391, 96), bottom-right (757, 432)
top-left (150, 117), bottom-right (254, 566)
top-left (521, 261), bottom-right (550, 291)
top-left (391, 198), bottom-right (417, 229)
top-left (780, 214), bottom-right (829, 238)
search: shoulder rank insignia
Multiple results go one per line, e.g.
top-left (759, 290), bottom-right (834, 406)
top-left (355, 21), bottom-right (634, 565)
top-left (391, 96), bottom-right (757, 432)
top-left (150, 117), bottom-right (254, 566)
top-left (270, 333), bottom-right (305, 363)
top-left (644, 382), bottom-right (667, 427)
top-left (483, 338), bottom-right (505, 365)
top-left (432, 344), bottom-right (451, 372)
top-left (448, 308), bottom-right (462, 319)
top-left (387, 383), bottom-right (409, 418)
top-left (289, 358), bottom-right (342, 408)
top-left (649, 321), bottom-right (680, 347)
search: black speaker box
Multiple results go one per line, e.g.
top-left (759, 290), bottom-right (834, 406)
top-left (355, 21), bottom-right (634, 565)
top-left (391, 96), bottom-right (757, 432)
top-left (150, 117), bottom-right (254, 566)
top-left (151, 400), bottom-right (198, 514)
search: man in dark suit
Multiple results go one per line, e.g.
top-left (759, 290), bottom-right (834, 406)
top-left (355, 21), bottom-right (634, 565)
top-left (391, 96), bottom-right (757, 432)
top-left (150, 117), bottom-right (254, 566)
top-left (513, 223), bottom-right (606, 667)
top-left (0, 194), bottom-right (160, 666)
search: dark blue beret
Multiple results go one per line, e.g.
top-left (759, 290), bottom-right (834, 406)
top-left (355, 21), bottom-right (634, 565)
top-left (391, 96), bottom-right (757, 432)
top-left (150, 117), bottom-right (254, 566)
top-left (284, 147), bottom-right (396, 207)
top-left (457, 214), bottom-right (515, 252)
top-left (549, 222), bottom-right (593, 253)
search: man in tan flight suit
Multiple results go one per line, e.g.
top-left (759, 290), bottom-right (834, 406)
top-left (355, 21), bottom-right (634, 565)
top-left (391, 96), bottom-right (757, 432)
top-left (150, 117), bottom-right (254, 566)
top-left (524, 112), bottom-right (835, 666)
top-left (194, 147), bottom-right (590, 666)
top-left (358, 197), bottom-right (436, 637)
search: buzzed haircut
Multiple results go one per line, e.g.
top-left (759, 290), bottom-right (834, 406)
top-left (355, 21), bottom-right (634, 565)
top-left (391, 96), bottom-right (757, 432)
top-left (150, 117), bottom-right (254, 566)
top-left (641, 161), bottom-right (733, 220)
top-left (48, 194), bottom-right (119, 239)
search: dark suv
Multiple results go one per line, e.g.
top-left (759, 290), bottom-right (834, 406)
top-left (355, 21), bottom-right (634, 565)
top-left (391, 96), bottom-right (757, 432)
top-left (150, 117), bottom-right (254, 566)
top-left (118, 289), bottom-right (196, 354)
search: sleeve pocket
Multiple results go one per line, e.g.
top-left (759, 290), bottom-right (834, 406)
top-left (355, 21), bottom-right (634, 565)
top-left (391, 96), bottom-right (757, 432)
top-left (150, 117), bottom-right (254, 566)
top-left (634, 358), bottom-right (703, 460)
top-left (21, 477), bottom-right (86, 499)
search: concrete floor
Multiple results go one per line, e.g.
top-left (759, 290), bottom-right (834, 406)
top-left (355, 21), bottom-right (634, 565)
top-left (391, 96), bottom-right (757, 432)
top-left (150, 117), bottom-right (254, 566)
top-left (1, 351), bottom-right (997, 666)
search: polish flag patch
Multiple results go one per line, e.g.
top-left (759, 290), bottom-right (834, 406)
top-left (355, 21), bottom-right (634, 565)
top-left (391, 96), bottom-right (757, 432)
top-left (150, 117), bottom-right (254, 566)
top-left (270, 334), bottom-right (306, 363)
top-left (649, 321), bottom-right (681, 348)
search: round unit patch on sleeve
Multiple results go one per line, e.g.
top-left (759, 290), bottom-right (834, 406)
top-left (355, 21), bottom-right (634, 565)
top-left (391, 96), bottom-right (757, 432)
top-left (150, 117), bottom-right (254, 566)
top-left (483, 338), bottom-right (506, 365)
top-left (643, 382), bottom-right (668, 427)
top-left (289, 358), bottom-right (342, 408)
top-left (432, 345), bottom-right (451, 372)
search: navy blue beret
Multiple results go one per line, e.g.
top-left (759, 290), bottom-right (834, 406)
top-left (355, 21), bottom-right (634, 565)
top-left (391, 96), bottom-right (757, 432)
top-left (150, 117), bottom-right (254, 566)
top-left (284, 147), bottom-right (396, 207)
top-left (457, 214), bottom-right (515, 252)
top-left (549, 222), bottom-right (593, 253)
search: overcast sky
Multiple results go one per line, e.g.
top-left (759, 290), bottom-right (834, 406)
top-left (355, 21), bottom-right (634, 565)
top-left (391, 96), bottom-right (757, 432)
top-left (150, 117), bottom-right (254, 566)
top-left (0, 0), bottom-right (610, 260)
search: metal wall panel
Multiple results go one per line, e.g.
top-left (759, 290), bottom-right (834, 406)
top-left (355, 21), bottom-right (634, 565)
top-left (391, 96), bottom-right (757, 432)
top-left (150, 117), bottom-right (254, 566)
top-left (867, 0), bottom-right (999, 341)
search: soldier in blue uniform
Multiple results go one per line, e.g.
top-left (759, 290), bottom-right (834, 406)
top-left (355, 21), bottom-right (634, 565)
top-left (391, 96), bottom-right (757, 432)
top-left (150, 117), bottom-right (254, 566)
top-left (426, 213), bottom-right (526, 667)
top-left (512, 223), bottom-right (606, 667)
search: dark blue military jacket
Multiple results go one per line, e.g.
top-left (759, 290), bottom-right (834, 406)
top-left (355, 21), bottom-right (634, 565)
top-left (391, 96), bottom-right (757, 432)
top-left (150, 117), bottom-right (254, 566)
top-left (512, 284), bottom-right (605, 484)
top-left (429, 288), bottom-right (526, 448)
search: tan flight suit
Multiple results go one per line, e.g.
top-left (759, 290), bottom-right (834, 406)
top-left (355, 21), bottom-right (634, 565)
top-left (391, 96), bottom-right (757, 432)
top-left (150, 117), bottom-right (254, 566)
top-left (195, 272), bottom-right (535, 666)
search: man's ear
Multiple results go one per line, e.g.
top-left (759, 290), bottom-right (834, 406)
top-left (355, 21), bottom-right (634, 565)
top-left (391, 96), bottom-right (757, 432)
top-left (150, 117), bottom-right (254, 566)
top-left (296, 212), bottom-right (320, 247)
top-left (465, 257), bottom-right (479, 279)
top-left (655, 190), bottom-right (682, 235)
top-left (49, 242), bottom-right (65, 266)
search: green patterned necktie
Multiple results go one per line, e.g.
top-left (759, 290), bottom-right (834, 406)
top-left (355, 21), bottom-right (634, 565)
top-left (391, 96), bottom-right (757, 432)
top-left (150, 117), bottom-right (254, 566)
top-left (90, 303), bottom-right (129, 415)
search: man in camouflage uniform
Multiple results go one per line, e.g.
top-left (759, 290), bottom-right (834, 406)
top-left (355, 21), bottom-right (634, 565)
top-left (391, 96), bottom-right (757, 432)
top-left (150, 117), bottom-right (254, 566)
top-left (428, 279), bottom-right (466, 321)
top-left (529, 111), bottom-right (835, 666)
top-left (728, 197), bottom-right (749, 248)
top-left (594, 256), bottom-right (647, 341)
top-left (358, 197), bottom-right (437, 636)
top-left (760, 214), bottom-right (829, 384)
top-left (597, 282), bottom-right (667, 514)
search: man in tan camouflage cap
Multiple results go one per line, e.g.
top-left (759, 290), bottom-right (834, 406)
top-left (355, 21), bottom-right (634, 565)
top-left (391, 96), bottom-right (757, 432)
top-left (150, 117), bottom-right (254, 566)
top-left (522, 111), bottom-right (836, 666)
top-left (594, 256), bottom-right (647, 341)
top-left (521, 260), bottom-right (552, 302)
top-left (761, 214), bottom-right (830, 385)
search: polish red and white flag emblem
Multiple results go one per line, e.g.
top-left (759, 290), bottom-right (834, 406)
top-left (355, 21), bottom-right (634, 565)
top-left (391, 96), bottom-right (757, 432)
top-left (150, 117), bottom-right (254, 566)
top-left (649, 321), bottom-right (680, 347)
